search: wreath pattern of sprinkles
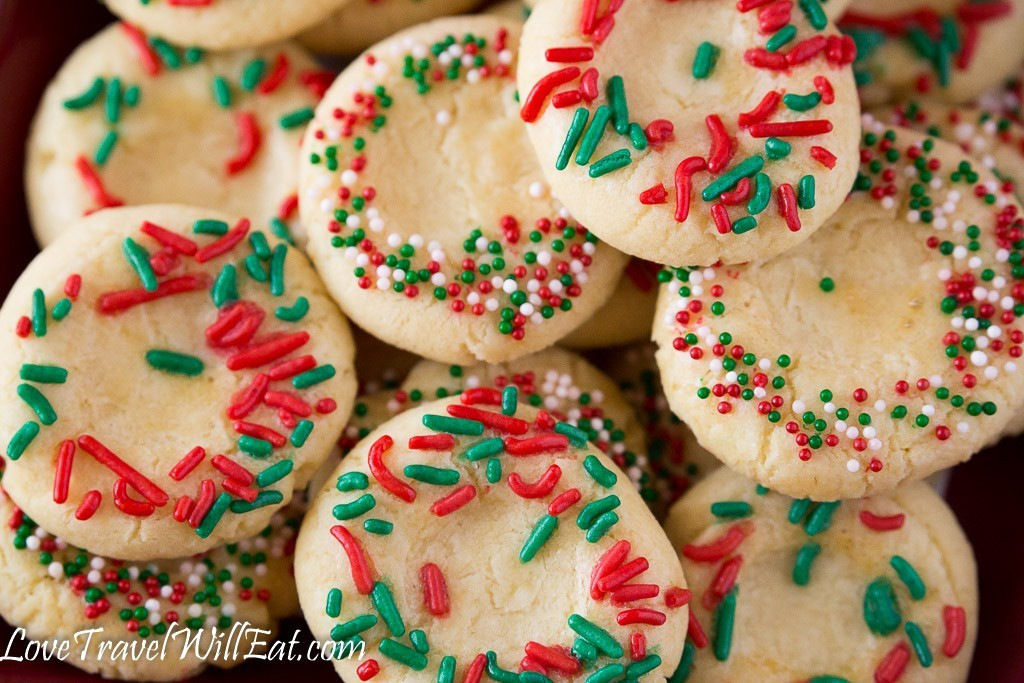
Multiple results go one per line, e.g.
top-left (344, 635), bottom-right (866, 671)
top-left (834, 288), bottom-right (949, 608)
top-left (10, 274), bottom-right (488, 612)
top-left (5, 217), bottom-right (342, 541)
top-left (660, 124), bottom-right (1023, 472)
top-left (518, 0), bottom-right (856, 239)
top-left (318, 395), bottom-right (688, 681)
top-left (303, 28), bottom-right (605, 342)
top-left (671, 477), bottom-right (971, 681)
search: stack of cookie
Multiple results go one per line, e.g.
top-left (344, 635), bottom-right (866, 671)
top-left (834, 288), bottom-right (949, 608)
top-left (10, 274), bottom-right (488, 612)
top-left (1, 0), bottom-right (1022, 681)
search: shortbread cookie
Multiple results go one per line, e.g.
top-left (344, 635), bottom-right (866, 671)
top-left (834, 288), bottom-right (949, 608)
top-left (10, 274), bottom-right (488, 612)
top-left (516, 0), bottom-right (861, 266)
top-left (841, 0), bottom-right (1024, 105)
top-left (296, 396), bottom-right (689, 683)
top-left (299, 17), bottom-right (627, 364)
top-left (27, 23), bottom-right (325, 246)
top-left (0, 205), bottom-right (356, 560)
top-left (653, 123), bottom-right (1024, 500)
top-left (562, 259), bottom-right (659, 349)
top-left (0, 489), bottom-right (300, 681)
top-left (299, 0), bottom-right (482, 55)
top-left (663, 467), bottom-right (977, 682)
top-left (102, 0), bottom-right (349, 50)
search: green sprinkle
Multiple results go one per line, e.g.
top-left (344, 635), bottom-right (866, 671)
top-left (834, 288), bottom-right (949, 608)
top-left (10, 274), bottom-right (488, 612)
top-left (864, 577), bottom-right (902, 635)
top-left (692, 41), bottom-right (719, 79)
top-left (589, 148), bottom-right (631, 178)
top-left (607, 75), bottom-right (629, 134)
top-left (255, 459), bottom-right (293, 487)
top-left (798, 174), bottom-right (816, 209)
top-left (905, 622), bottom-right (933, 667)
top-left (819, 277), bottom-right (835, 292)
top-left (194, 219), bottom-right (229, 235)
top-left (713, 587), bottom-right (737, 661)
top-left (104, 77), bottom-right (122, 124)
top-left (583, 455), bottom-right (617, 488)
top-left (238, 435), bottom-right (273, 458)
top-left (123, 84), bottom-right (140, 107)
top-left (333, 493), bottom-right (376, 520)
top-left (150, 38), bottom-right (181, 68)
top-left (363, 519), bottom-right (393, 535)
top-left (211, 263), bottom-right (238, 307)
top-left (765, 137), bottom-right (792, 160)
top-left (486, 457), bottom-right (501, 483)
top-left (586, 664), bottom-right (624, 683)
top-left (270, 218), bottom-right (295, 245)
top-left (804, 501), bottom-right (840, 535)
top-left (276, 296), bottom-right (309, 322)
top-left (94, 130), bottom-right (119, 166)
top-left (668, 641), bottom-right (696, 683)
top-left (732, 216), bottom-right (758, 234)
top-left (890, 555), bottom-right (926, 600)
top-left (20, 364), bottom-right (67, 384)
top-left (325, 588), bottom-right (342, 618)
top-left (292, 364), bottom-right (336, 389)
top-left (501, 386), bottom-right (517, 416)
top-left (6, 421), bottom-right (39, 460)
top-left (788, 498), bottom-right (812, 524)
top-left (485, 651), bottom-right (519, 683)
top-left (122, 238), bottom-right (157, 292)
top-left (520, 514), bottom-right (558, 562)
top-left (404, 464), bottom-right (460, 485)
top-left (577, 495), bottom-right (620, 529)
top-left (410, 629), bottom-right (429, 654)
top-left (756, 484), bottom-right (770, 495)
top-left (809, 677), bottom-right (851, 683)
top-left (330, 614), bottom-right (377, 641)
top-left (463, 437), bottom-right (503, 461)
top-left (424, 414), bottom-right (483, 436)
top-left (568, 613), bottom-right (623, 658)
top-left (250, 231), bottom-right (271, 259)
top-left (371, 581), bottom-right (405, 637)
top-left (766, 24), bottom-right (797, 52)
top-left (63, 77), bottom-right (104, 109)
top-left (240, 58), bottom-right (267, 91)
top-left (799, 0), bottom-right (827, 29)
top-left (627, 122), bottom-right (648, 151)
top-left (244, 254), bottom-right (268, 282)
top-left (555, 421), bottom-right (588, 447)
top-left (572, 638), bottom-right (598, 663)
top-left (289, 419), bottom-right (314, 448)
top-left (52, 298), bottom-right (72, 321)
top-left (626, 654), bottom-right (661, 678)
top-left (230, 490), bottom-right (283, 513)
top-left (520, 671), bottom-right (551, 683)
top-left (195, 492), bottom-right (231, 538)
top-left (783, 92), bottom-right (821, 112)
top-left (710, 501), bottom-right (753, 518)
top-left (280, 107), bottom-right (315, 129)
top-left (575, 105), bottom-right (611, 166)
top-left (748, 173), bottom-right (772, 214)
top-left (586, 511), bottom-right (619, 542)
top-left (792, 542), bottom-right (821, 585)
top-left (337, 472), bottom-right (369, 491)
top-left (702, 156), bottom-right (764, 201)
top-left (438, 655), bottom-right (457, 683)
top-left (145, 349), bottom-right (204, 377)
top-left (212, 76), bottom-right (232, 108)
top-left (557, 108), bottom-right (590, 170)
top-left (269, 244), bottom-right (287, 296)
top-left (17, 384), bottom-right (57, 425)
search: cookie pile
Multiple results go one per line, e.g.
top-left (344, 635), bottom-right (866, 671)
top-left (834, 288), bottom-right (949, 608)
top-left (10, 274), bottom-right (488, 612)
top-left (2, 0), bottom-right (1022, 681)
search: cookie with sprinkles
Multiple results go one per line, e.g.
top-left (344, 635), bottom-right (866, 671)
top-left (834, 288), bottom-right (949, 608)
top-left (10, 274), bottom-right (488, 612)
top-left (0, 489), bottom-right (300, 681)
top-left (299, 16), bottom-right (627, 363)
top-left (663, 467), bottom-right (977, 682)
top-left (26, 23), bottom-right (326, 246)
top-left (561, 258), bottom-right (660, 349)
top-left (101, 0), bottom-right (350, 50)
top-left (299, 0), bottom-right (484, 55)
top-left (653, 122), bottom-right (1024, 500)
top-left (0, 205), bottom-right (356, 560)
top-left (515, 0), bottom-right (861, 267)
top-left (840, 0), bottom-right (1024, 105)
top-left (295, 395), bottom-right (689, 683)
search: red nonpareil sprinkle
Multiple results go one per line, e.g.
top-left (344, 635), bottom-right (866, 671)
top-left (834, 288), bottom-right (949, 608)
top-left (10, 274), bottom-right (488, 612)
top-left (169, 446), bottom-right (207, 481)
top-left (120, 22), bottom-right (160, 76)
top-left (222, 478), bottom-right (259, 502)
top-left (140, 221), bottom-right (198, 255)
top-left (263, 390), bottom-right (312, 417)
top-left (356, 659), bottom-right (380, 681)
top-left (188, 479), bottom-right (217, 528)
top-left (331, 525), bottom-right (375, 594)
top-left (682, 522), bottom-right (752, 562)
top-left (194, 218), bottom-right (251, 263)
top-left (580, 67), bottom-right (600, 101)
top-left (278, 193), bottom-right (299, 221)
top-left (545, 46), bottom-right (594, 62)
top-left (461, 387), bottom-right (502, 406)
top-left (810, 145), bottom-right (837, 169)
top-left (431, 484), bottom-right (477, 516)
top-left (610, 583), bottom-right (660, 604)
top-left (64, 274), bottom-right (82, 299)
top-left (597, 557), bottom-right (650, 593)
top-left (507, 464), bottom-right (562, 498)
top-left (463, 654), bottom-right (487, 683)
top-left (524, 642), bottom-right (580, 674)
top-left (942, 606), bottom-right (966, 657)
top-left (228, 374), bottom-right (270, 420)
top-left (738, 91), bottom-right (781, 128)
top-left (75, 156), bottom-right (123, 210)
top-left (211, 454), bottom-right (254, 485)
top-left (226, 113), bottom-right (262, 176)
top-left (420, 562), bottom-right (450, 616)
top-left (53, 440), bottom-right (76, 504)
top-left (688, 610), bottom-right (709, 648)
top-left (77, 435), bottom-right (168, 506)
top-left (748, 120), bottom-right (833, 137)
top-left (267, 354), bottom-right (316, 380)
top-left (99, 274), bottom-right (209, 314)
top-left (256, 53), bottom-right (291, 95)
top-left (874, 642), bottom-right (910, 683)
top-left (368, 435), bottom-right (416, 503)
top-left (705, 115), bottom-right (735, 173)
top-left (704, 555), bottom-right (743, 609)
top-left (113, 478), bottom-right (155, 517)
top-left (711, 203), bottom-right (732, 234)
top-left (75, 490), bottom-right (102, 521)
top-left (665, 587), bottom-right (692, 608)
top-left (630, 632), bottom-right (646, 660)
top-left (674, 156), bottom-right (708, 222)
top-left (617, 609), bottom-right (666, 626)
top-left (172, 496), bottom-right (194, 523)
top-left (813, 75), bottom-right (835, 104)
top-left (408, 434), bottom-right (457, 450)
top-left (15, 316), bottom-right (31, 337)
top-left (504, 434), bottom-right (569, 456)
top-left (859, 510), bottom-right (905, 531)
top-left (777, 183), bottom-right (802, 231)
top-left (520, 67), bottom-right (582, 122)
top-left (226, 331), bottom-right (309, 370)
top-left (447, 404), bottom-right (529, 435)
top-left (548, 488), bottom-right (581, 515)
top-left (591, 540), bottom-right (630, 599)
top-left (233, 421), bottom-right (286, 448)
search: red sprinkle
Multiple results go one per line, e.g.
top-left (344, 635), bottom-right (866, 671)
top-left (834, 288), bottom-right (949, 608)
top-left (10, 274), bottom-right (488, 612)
top-left (99, 274), bottom-right (209, 314)
top-left (507, 465), bottom-right (562, 498)
top-left (233, 421), bottom-right (286, 448)
top-left (53, 440), bottom-right (76, 504)
top-left (674, 156), bottom-right (708, 222)
top-left (225, 113), bottom-right (262, 176)
top-left (188, 479), bottom-right (216, 528)
top-left (172, 496), bottom-right (194, 523)
top-left (169, 446), bottom-right (207, 481)
top-left (665, 587), bottom-right (692, 608)
top-left (226, 331), bottom-right (309, 371)
top-left (331, 525), bottom-right (375, 594)
top-left (610, 583), bottom-right (660, 604)
top-left (810, 145), bottom-right (838, 169)
top-left (777, 183), bottom-right (802, 231)
top-left (630, 633), bottom-right (647, 661)
top-left (520, 67), bottom-right (582, 122)
top-left (228, 374), bottom-right (270, 420)
top-left (140, 221), bottom-right (198, 256)
top-left (687, 610), bottom-right (709, 648)
top-left (617, 608), bottom-right (666, 626)
top-left (222, 478), bottom-right (259, 502)
top-left (460, 387), bottom-right (502, 406)
top-left (75, 490), bottom-right (102, 521)
top-left (942, 606), bottom-right (967, 657)
top-left (705, 114), bottom-right (735, 173)
top-left (256, 53), bottom-right (290, 95)
top-left (408, 434), bottom-right (457, 450)
top-left (682, 522), bottom-right (752, 562)
top-left (711, 203), bottom-right (733, 234)
top-left (447, 404), bottom-right (529, 435)
top-left (15, 317), bottom-right (31, 338)
top-left (591, 540), bottom-right (630, 599)
top-left (64, 274), bottom-right (82, 299)
top-left (211, 454), bottom-right (254, 485)
top-left (430, 484), bottom-right (477, 517)
top-left (420, 563), bottom-right (451, 616)
top-left (874, 642), bottom-right (910, 683)
top-left (748, 120), bottom-right (834, 138)
top-left (263, 390), bottom-right (312, 417)
top-left (524, 642), bottom-right (580, 674)
top-left (75, 156), bottom-right (123, 210)
top-left (580, 67), bottom-right (600, 102)
top-left (704, 555), bottom-right (743, 608)
top-left (113, 478), bottom-right (155, 517)
top-left (859, 510), bottom-right (905, 531)
top-left (120, 22), bottom-right (160, 76)
top-left (194, 218), bottom-right (251, 263)
top-left (356, 659), bottom-right (380, 681)
top-left (368, 435), bottom-right (416, 502)
top-left (813, 75), bottom-right (835, 104)
top-left (639, 183), bottom-right (669, 205)
top-left (267, 354), bottom-right (316, 380)
top-left (548, 488), bottom-right (581, 516)
top-left (596, 557), bottom-right (649, 593)
top-left (503, 434), bottom-right (569, 456)
top-left (545, 46), bottom-right (594, 62)
top-left (77, 435), bottom-right (168, 506)
top-left (464, 654), bottom-right (487, 683)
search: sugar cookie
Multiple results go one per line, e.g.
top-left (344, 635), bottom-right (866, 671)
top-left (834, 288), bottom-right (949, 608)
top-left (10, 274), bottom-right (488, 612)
top-left (562, 259), bottom-right (659, 349)
top-left (296, 395), bottom-right (688, 683)
top-left (102, 0), bottom-right (349, 50)
top-left (653, 123), bottom-right (1024, 500)
top-left (0, 205), bottom-right (356, 560)
top-left (516, 0), bottom-right (861, 266)
top-left (27, 23), bottom-right (326, 246)
top-left (299, 17), bottom-right (627, 363)
top-left (663, 467), bottom-right (977, 682)
top-left (299, 0), bottom-right (483, 55)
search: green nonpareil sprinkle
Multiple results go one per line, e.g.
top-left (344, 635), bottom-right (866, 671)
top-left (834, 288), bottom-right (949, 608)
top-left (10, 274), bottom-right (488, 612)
top-left (63, 77), bottom-right (104, 110)
top-left (212, 76), bottom-right (232, 108)
top-left (194, 219), bottom-right (229, 235)
top-left (702, 155), bottom-right (765, 201)
top-left (150, 37), bottom-right (181, 69)
top-left (765, 137), bottom-right (791, 160)
top-left (577, 495), bottom-right (620, 529)
top-left (766, 24), bottom-right (797, 52)
top-left (627, 122), bottom-right (648, 151)
top-left (890, 555), bottom-right (927, 600)
top-left (6, 421), bottom-right (39, 460)
top-left (501, 386), bottom-right (517, 416)
top-left (692, 41), bottom-right (719, 79)
top-left (424, 414), bottom-right (484, 436)
top-left (276, 296), bottom-right (309, 322)
top-left (792, 541), bottom-right (821, 586)
top-left (799, 0), bottom-right (827, 29)
top-left (732, 216), bottom-right (758, 234)
top-left (94, 130), bottom-right (118, 166)
top-left (122, 238), bottom-right (157, 292)
top-left (804, 501), bottom-right (840, 535)
top-left (575, 105), bottom-right (611, 166)
top-left (748, 172), bottom-right (772, 214)
top-left (585, 511), bottom-right (619, 542)
top-left (145, 349), bottom-right (204, 377)
top-left (52, 298), bottom-right (72, 321)
top-left (292, 364), bottom-right (336, 389)
top-left (607, 75), bottom-right (629, 134)
top-left (269, 244), bottom-right (288, 296)
top-left (371, 581), bottom-right (405, 637)
top-left (380, 638), bottom-right (427, 670)
top-left (280, 107), bottom-right (315, 129)
top-left (255, 459), bottom-right (293, 487)
top-left (555, 421), bottom-right (588, 447)
top-left (239, 435), bottom-right (273, 458)
top-left (583, 455), bottom-right (617, 488)
top-left (250, 231), bottom-right (272, 260)
top-left (105, 76), bottom-right (122, 124)
top-left (784, 92), bottom-right (822, 112)
top-left (463, 436), bottom-right (503, 461)
top-left (330, 614), bottom-right (377, 641)
top-left (486, 457), bottom-right (501, 483)
top-left (567, 613), bottom-right (623, 658)
top-left (713, 587), bottom-right (737, 661)
top-left (486, 651), bottom-right (519, 683)
top-left (410, 629), bottom-right (429, 654)
top-left (333, 493), bottom-right (376, 520)
top-left (337, 472), bottom-right (369, 492)
top-left (244, 254), bottom-right (268, 282)
top-left (403, 464), bottom-right (460, 485)
top-left (863, 577), bottom-right (902, 635)
top-left (557, 108), bottom-right (590, 170)
top-left (788, 498), bottom-right (812, 524)
top-left (290, 419), bottom-right (314, 447)
top-left (20, 364), bottom-right (67, 384)
top-left (230, 490), bottom-right (283, 513)
top-left (325, 588), bottom-right (342, 618)
top-left (211, 264), bottom-right (238, 307)
top-left (16, 384), bottom-right (57, 425)
top-left (905, 622), bottom-right (933, 667)
top-left (819, 277), bottom-right (835, 292)
top-left (240, 58), bottom-right (267, 91)
top-left (195, 492), bottom-right (232, 538)
top-left (363, 518), bottom-right (393, 535)
top-left (586, 663), bottom-right (624, 683)
top-left (710, 501), bottom-right (753, 518)
top-left (438, 655), bottom-right (456, 683)
top-left (520, 514), bottom-right (558, 562)
top-left (589, 148), bottom-right (631, 178)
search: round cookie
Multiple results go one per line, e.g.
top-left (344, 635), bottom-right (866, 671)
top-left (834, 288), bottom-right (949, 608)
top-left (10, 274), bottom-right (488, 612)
top-left (299, 16), bottom-right (627, 364)
top-left (0, 205), bottom-right (357, 560)
top-left (663, 467), bottom-right (977, 682)
top-left (101, 0), bottom-right (350, 50)
top-left (296, 396), bottom-right (689, 683)
top-left (0, 488), bottom-right (300, 681)
top-left (653, 122), bottom-right (1024, 500)
top-left (299, 0), bottom-right (483, 55)
top-left (840, 0), bottom-right (1024, 105)
top-left (516, 0), bottom-right (861, 267)
top-left (562, 259), bottom-right (659, 349)
top-left (26, 23), bottom-right (326, 246)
